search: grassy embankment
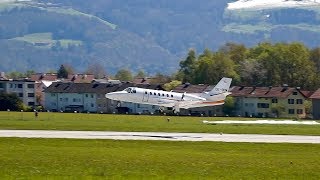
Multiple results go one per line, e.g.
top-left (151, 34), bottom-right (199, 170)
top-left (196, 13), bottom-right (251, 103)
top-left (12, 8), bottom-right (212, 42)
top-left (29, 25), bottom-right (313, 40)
top-left (0, 138), bottom-right (319, 179)
top-left (0, 112), bottom-right (319, 135)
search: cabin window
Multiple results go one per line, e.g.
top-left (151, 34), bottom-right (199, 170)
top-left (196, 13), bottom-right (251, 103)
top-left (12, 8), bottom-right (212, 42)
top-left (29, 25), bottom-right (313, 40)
top-left (145, 91), bottom-right (147, 94)
top-left (133, 90), bottom-right (136, 93)
top-left (158, 93), bottom-right (161, 96)
top-left (154, 92), bottom-right (156, 95)
top-left (167, 94), bottom-right (169, 97)
top-left (150, 92), bottom-right (152, 95)
top-left (162, 94), bottom-right (164, 96)
top-left (171, 95), bottom-right (173, 98)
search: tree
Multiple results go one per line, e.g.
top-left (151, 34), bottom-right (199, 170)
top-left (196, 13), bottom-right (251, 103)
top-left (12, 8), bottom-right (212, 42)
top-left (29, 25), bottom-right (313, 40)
top-left (222, 96), bottom-right (235, 116)
top-left (7, 71), bottom-right (24, 79)
top-left (163, 80), bottom-right (182, 91)
top-left (0, 92), bottom-right (23, 111)
top-left (25, 70), bottom-right (35, 78)
top-left (85, 62), bottom-right (106, 79)
top-left (179, 49), bottom-right (197, 83)
top-left (150, 73), bottom-right (171, 84)
top-left (115, 69), bottom-right (133, 81)
top-left (134, 70), bottom-right (146, 78)
top-left (57, 65), bottom-right (69, 78)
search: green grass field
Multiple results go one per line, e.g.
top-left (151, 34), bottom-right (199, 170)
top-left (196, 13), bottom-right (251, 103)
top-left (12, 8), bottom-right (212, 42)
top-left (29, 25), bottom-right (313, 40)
top-left (0, 112), bottom-right (319, 135)
top-left (0, 138), bottom-right (319, 179)
top-left (1, 112), bottom-right (319, 179)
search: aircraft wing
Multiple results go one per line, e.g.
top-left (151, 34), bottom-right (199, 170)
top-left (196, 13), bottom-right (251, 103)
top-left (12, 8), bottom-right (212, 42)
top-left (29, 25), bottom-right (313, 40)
top-left (178, 100), bottom-right (225, 109)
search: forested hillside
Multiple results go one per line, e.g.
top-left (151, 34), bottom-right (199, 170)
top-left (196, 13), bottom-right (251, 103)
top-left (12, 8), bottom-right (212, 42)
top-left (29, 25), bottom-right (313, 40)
top-left (1, 0), bottom-right (320, 75)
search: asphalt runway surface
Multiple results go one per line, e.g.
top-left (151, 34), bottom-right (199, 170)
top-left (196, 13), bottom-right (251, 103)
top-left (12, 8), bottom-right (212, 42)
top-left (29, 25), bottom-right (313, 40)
top-left (0, 130), bottom-right (320, 144)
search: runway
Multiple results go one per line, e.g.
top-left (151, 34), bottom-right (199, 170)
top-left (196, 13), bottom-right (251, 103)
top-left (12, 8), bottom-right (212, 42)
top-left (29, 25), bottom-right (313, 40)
top-left (0, 130), bottom-right (320, 144)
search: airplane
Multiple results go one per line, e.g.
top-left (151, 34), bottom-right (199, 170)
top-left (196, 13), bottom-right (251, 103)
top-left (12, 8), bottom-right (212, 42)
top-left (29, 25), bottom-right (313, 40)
top-left (105, 77), bottom-right (232, 112)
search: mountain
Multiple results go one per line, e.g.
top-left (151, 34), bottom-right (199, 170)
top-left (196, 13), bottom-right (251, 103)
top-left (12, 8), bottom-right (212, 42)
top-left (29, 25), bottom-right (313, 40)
top-left (1, 0), bottom-right (320, 75)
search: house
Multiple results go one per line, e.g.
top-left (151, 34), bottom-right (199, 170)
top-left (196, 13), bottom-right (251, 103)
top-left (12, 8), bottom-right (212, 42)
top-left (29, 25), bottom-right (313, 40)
top-left (172, 83), bottom-right (224, 116)
top-left (43, 82), bottom-right (164, 113)
top-left (30, 73), bottom-right (95, 106)
top-left (230, 86), bottom-right (312, 118)
top-left (309, 88), bottom-right (320, 119)
top-left (0, 79), bottom-right (36, 107)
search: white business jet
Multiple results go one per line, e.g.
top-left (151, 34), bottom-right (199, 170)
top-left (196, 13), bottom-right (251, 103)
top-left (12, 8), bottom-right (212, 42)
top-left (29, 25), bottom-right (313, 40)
top-left (105, 77), bottom-right (232, 111)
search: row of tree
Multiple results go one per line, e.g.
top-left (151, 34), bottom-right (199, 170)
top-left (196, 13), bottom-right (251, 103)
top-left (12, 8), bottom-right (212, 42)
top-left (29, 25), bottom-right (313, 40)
top-left (5, 42), bottom-right (320, 90)
top-left (177, 42), bottom-right (320, 90)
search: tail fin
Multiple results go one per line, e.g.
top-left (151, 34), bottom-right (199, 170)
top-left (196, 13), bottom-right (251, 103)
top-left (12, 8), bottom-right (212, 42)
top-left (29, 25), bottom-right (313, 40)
top-left (209, 77), bottom-right (232, 95)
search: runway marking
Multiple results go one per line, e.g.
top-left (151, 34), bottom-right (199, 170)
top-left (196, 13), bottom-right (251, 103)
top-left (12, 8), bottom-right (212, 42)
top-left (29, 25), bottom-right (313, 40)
top-left (0, 130), bottom-right (320, 144)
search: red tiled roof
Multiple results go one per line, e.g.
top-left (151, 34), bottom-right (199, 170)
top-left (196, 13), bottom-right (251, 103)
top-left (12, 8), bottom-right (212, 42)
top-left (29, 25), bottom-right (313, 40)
top-left (309, 89), bottom-right (320, 99)
top-left (30, 73), bottom-right (94, 83)
top-left (30, 73), bottom-right (58, 81)
top-left (67, 74), bottom-right (94, 83)
top-left (230, 86), bottom-right (308, 98)
top-left (300, 90), bottom-right (314, 98)
top-left (132, 77), bottom-right (154, 84)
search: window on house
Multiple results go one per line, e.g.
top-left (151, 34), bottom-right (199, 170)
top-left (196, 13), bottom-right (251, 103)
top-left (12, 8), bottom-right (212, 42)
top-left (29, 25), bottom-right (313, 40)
top-left (51, 93), bottom-right (56, 97)
top-left (91, 94), bottom-right (94, 98)
top-left (296, 99), bottom-right (303, 104)
top-left (288, 99), bottom-right (294, 104)
top-left (257, 103), bottom-right (269, 108)
top-left (28, 93), bottom-right (34, 97)
top-left (288, 109), bottom-right (295, 114)
top-left (18, 93), bottom-right (23, 97)
top-left (18, 84), bottom-right (22, 88)
top-left (85, 94), bottom-right (88, 97)
top-left (272, 98), bottom-right (278, 103)
top-left (137, 104), bottom-right (140, 108)
top-left (297, 109), bottom-right (303, 114)
top-left (91, 103), bottom-right (94, 107)
top-left (60, 98), bottom-right (62, 101)
top-left (28, 102), bottom-right (35, 106)
top-left (10, 84), bottom-right (13, 88)
top-left (0, 83), bottom-right (4, 88)
top-left (293, 92), bottom-right (298, 95)
top-left (27, 84), bottom-right (34, 88)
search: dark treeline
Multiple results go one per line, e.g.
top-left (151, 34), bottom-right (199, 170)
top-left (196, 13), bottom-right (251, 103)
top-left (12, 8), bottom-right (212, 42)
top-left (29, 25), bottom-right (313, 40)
top-left (176, 42), bottom-right (320, 90)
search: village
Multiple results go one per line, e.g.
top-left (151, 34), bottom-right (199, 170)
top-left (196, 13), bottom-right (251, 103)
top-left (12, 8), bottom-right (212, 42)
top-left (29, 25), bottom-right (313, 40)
top-left (1, 71), bottom-right (320, 119)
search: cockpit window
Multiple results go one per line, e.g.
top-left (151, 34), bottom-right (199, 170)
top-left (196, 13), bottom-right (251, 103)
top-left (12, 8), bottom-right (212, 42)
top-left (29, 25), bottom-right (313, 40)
top-left (125, 88), bottom-right (133, 93)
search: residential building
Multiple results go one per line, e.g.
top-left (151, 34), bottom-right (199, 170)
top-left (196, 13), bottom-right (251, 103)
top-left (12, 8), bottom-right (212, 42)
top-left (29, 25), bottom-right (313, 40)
top-left (172, 83), bottom-right (224, 116)
top-left (30, 73), bottom-right (95, 106)
top-left (310, 88), bottom-right (320, 119)
top-left (230, 86), bottom-right (312, 118)
top-left (0, 79), bottom-right (36, 107)
top-left (44, 82), bottom-right (164, 113)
